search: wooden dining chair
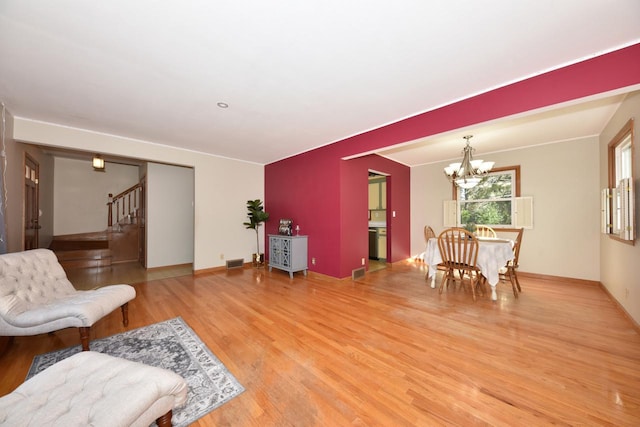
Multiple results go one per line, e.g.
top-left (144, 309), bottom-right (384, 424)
top-left (424, 225), bottom-right (436, 242)
top-left (500, 228), bottom-right (524, 296)
top-left (423, 225), bottom-right (446, 281)
top-left (475, 225), bottom-right (497, 238)
top-left (437, 227), bottom-right (485, 301)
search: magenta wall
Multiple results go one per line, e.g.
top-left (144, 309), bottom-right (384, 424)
top-left (265, 151), bottom-right (410, 278)
top-left (265, 43), bottom-right (640, 279)
top-left (340, 155), bottom-right (411, 275)
top-left (265, 146), bottom-right (343, 277)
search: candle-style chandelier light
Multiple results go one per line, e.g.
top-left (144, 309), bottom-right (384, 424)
top-left (443, 135), bottom-right (494, 189)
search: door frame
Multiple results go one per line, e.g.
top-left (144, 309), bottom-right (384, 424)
top-left (24, 153), bottom-right (40, 250)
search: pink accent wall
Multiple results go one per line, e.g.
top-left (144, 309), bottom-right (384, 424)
top-left (265, 43), bottom-right (640, 279)
top-left (265, 152), bottom-right (410, 278)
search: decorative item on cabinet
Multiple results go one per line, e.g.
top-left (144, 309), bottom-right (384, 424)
top-left (278, 218), bottom-right (293, 236)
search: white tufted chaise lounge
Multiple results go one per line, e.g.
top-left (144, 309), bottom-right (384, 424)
top-left (0, 351), bottom-right (188, 426)
top-left (0, 249), bottom-right (136, 351)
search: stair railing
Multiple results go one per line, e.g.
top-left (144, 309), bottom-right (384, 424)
top-left (108, 183), bottom-right (143, 229)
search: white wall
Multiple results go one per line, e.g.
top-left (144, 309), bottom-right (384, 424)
top-left (146, 162), bottom-right (194, 268)
top-left (13, 118), bottom-right (264, 271)
top-left (53, 157), bottom-right (139, 235)
top-left (3, 110), bottom-right (55, 250)
top-left (411, 136), bottom-right (601, 281)
top-left (599, 90), bottom-right (640, 323)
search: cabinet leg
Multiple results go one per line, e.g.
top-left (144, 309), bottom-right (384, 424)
top-left (289, 271), bottom-right (293, 279)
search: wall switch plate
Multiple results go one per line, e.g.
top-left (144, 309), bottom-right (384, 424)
top-left (361, 258), bottom-right (365, 265)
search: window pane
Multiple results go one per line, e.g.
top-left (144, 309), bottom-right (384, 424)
top-left (460, 200), bottom-right (512, 226)
top-left (460, 172), bottom-right (513, 201)
top-left (621, 141), bottom-right (632, 180)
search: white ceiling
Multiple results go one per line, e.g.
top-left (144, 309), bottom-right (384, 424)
top-left (1, 1), bottom-right (639, 166)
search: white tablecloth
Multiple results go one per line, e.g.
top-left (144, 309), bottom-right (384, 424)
top-left (424, 237), bottom-right (514, 300)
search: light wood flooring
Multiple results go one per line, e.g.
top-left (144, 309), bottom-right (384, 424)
top-left (1, 260), bottom-right (639, 426)
top-left (368, 258), bottom-right (387, 273)
top-left (65, 261), bottom-right (193, 290)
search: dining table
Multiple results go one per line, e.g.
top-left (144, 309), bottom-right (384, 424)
top-left (424, 236), bottom-right (514, 301)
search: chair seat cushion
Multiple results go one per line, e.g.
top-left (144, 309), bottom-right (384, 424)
top-left (0, 351), bottom-right (188, 427)
top-left (0, 284), bottom-right (136, 332)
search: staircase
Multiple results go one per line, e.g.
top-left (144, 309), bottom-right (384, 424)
top-left (54, 248), bottom-right (113, 269)
top-left (50, 231), bottom-right (110, 269)
top-left (51, 182), bottom-right (144, 270)
top-left (50, 224), bottom-right (140, 269)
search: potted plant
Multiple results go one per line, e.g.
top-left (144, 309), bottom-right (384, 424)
top-left (243, 199), bottom-right (270, 266)
top-left (463, 222), bottom-right (476, 235)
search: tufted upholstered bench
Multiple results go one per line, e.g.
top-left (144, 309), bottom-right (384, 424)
top-left (0, 351), bottom-right (188, 426)
top-left (0, 249), bottom-right (136, 351)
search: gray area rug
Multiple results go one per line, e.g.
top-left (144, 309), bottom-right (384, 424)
top-left (27, 317), bottom-right (244, 427)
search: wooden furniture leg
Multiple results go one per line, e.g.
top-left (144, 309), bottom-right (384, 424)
top-left (121, 302), bottom-right (129, 326)
top-left (79, 327), bottom-right (90, 351)
top-left (156, 410), bottom-right (173, 427)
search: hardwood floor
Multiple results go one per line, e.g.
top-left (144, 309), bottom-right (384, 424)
top-left (64, 260), bottom-right (193, 290)
top-left (368, 258), bottom-right (387, 272)
top-left (1, 260), bottom-right (639, 426)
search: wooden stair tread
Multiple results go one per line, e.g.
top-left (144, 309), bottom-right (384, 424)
top-left (49, 239), bottom-right (109, 251)
top-left (54, 249), bottom-right (112, 261)
top-left (59, 258), bottom-right (113, 269)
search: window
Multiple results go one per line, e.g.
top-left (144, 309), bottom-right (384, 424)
top-left (443, 165), bottom-right (532, 228)
top-left (605, 118), bottom-right (635, 243)
top-left (458, 168), bottom-right (516, 227)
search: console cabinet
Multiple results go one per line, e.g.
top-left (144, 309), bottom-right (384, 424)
top-left (268, 235), bottom-right (308, 278)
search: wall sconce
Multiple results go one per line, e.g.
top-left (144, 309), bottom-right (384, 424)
top-left (92, 155), bottom-right (105, 171)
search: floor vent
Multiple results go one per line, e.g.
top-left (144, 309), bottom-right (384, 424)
top-left (226, 258), bottom-right (244, 270)
top-left (352, 267), bottom-right (366, 280)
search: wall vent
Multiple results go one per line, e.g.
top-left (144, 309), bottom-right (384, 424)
top-left (352, 267), bottom-right (366, 280)
top-left (226, 258), bottom-right (244, 270)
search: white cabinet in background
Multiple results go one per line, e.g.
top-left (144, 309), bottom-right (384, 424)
top-left (368, 178), bottom-right (387, 210)
top-left (377, 228), bottom-right (387, 260)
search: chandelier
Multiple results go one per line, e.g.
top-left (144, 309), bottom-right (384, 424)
top-left (443, 135), bottom-right (494, 189)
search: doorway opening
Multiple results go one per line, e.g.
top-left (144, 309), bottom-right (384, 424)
top-left (24, 153), bottom-right (40, 250)
top-left (368, 170), bottom-right (388, 271)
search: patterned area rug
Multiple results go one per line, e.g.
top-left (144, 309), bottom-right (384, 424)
top-left (27, 317), bottom-right (244, 427)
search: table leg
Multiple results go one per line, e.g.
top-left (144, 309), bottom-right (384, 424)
top-left (430, 274), bottom-right (436, 289)
top-left (490, 285), bottom-right (497, 301)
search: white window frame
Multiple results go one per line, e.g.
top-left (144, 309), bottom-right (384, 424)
top-left (605, 118), bottom-right (635, 243)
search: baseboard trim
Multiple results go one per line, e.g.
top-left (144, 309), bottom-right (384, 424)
top-left (147, 263), bottom-right (193, 273)
top-left (518, 271), bottom-right (639, 333)
top-left (194, 263), bottom-right (252, 276)
top-left (518, 271), bottom-right (600, 286)
top-left (597, 282), bottom-right (640, 334)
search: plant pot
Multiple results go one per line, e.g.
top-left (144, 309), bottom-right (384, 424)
top-left (252, 253), bottom-right (265, 267)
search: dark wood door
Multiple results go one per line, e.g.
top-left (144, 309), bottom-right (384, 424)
top-left (24, 154), bottom-right (39, 250)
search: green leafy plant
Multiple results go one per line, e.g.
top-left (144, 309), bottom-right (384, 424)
top-left (463, 222), bottom-right (476, 234)
top-left (243, 199), bottom-right (270, 255)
